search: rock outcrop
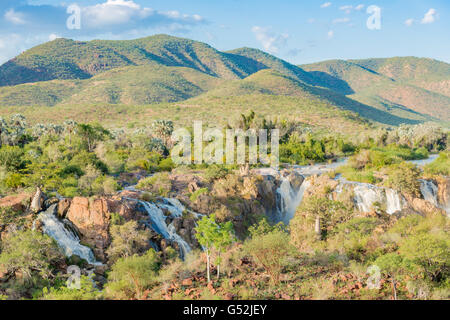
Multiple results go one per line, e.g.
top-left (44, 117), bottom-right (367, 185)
top-left (66, 197), bottom-right (139, 261)
top-left (30, 187), bottom-right (45, 213)
top-left (0, 193), bottom-right (32, 213)
top-left (437, 177), bottom-right (450, 213)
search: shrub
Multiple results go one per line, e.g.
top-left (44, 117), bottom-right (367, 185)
top-left (244, 221), bottom-right (293, 284)
top-left (383, 162), bottom-right (421, 197)
top-left (136, 172), bottom-right (172, 197)
top-left (104, 250), bottom-right (161, 300)
top-left (399, 233), bottom-right (449, 282)
top-left (41, 275), bottom-right (102, 300)
top-left (0, 230), bottom-right (63, 283)
top-left (190, 188), bottom-right (209, 202)
top-left (106, 220), bottom-right (151, 263)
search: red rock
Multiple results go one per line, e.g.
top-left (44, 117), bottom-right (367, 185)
top-left (66, 196), bottom-right (138, 262)
top-left (182, 278), bottom-right (193, 286)
top-left (0, 193), bottom-right (31, 212)
top-left (57, 198), bottom-right (72, 218)
top-left (224, 293), bottom-right (234, 300)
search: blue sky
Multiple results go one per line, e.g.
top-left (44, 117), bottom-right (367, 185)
top-left (0, 0), bottom-right (449, 65)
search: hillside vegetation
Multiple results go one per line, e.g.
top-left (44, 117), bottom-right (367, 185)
top-left (0, 35), bottom-right (449, 127)
top-left (301, 57), bottom-right (450, 122)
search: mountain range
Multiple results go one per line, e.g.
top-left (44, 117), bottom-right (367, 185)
top-left (0, 34), bottom-right (449, 127)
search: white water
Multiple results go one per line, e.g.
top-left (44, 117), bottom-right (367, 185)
top-left (420, 179), bottom-right (439, 207)
top-left (35, 205), bottom-right (99, 265)
top-left (337, 178), bottom-right (404, 215)
top-left (263, 154), bottom-right (443, 221)
top-left (385, 189), bottom-right (403, 214)
top-left (276, 177), bottom-right (310, 224)
top-left (139, 199), bottom-right (192, 258)
top-left (420, 179), bottom-right (450, 215)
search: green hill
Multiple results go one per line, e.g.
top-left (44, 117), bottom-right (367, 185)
top-left (0, 34), bottom-right (448, 127)
top-left (195, 69), bottom-right (427, 125)
top-left (301, 57), bottom-right (450, 121)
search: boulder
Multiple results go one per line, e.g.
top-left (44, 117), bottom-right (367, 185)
top-left (57, 198), bottom-right (72, 218)
top-left (30, 187), bottom-right (45, 213)
top-left (0, 193), bottom-right (31, 213)
top-left (404, 195), bottom-right (445, 216)
top-left (66, 197), bottom-right (138, 262)
top-left (287, 171), bottom-right (304, 191)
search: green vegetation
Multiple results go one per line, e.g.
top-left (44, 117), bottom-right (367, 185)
top-left (195, 214), bottom-right (234, 283)
top-left (425, 152), bottom-right (450, 176)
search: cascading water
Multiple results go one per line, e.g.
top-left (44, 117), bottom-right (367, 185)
top-left (35, 204), bottom-right (99, 265)
top-left (420, 179), bottom-right (450, 215)
top-left (353, 183), bottom-right (385, 213)
top-left (139, 199), bottom-right (192, 258)
top-left (420, 179), bottom-right (439, 207)
top-left (275, 176), bottom-right (309, 224)
top-left (385, 189), bottom-right (404, 214)
top-left (338, 178), bottom-right (404, 214)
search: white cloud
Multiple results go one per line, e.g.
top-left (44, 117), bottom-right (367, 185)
top-left (251, 26), bottom-right (288, 54)
top-left (421, 8), bottom-right (437, 24)
top-left (307, 18), bottom-right (316, 24)
top-left (339, 5), bottom-right (353, 14)
top-left (355, 4), bottom-right (365, 11)
top-left (4, 9), bottom-right (26, 25)
top-left (321, 2), bottom-right (332, 8)
top-left (82, 0), bottom-right (204, 29)
top-left (333, 18), bottom-right (350, 24)
top-left (327, 30), bottom-right (334, 39)
top-left (405, 19), bottom-right (414, 27)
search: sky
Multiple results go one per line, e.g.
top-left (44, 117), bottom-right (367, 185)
top-left (0, 0), bottom-right (449, 65)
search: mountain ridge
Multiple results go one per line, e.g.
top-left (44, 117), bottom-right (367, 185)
top-left (0, 34), bottom-right (448, 126)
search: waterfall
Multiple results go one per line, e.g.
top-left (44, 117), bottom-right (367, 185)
top-left (276, 177), bottom-right (309, 224)
top-left (353, 184), bottom-right (385, 213)
top-left (385, 189), bottom-right (403, 214)
top-left (420, 179), bottom-right (450, 215)
top-left (336, 176), bottom-right (405, 215)
top-left (420, 180), bottom-right (439, 207)
top-left (35, 204), bottom-right (99, 265)
top-left (139, 199), bottom-right (192, 258)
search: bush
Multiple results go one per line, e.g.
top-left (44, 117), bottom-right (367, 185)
top-left (0, 146), bottom-right (25, 172)
top-left (383, 162), bottom-right (421, 197)
top-left (190, 188), bottom-right (209, 202)
top-left (41, 275), bottom-right (102, 300)
top-left (104, 250), bottom-right (161, 300)
top-left (0, 230), bottom-right (63, 283)
top-left (106, 220), bottom-right (151, 263)
top-left (136, 172), bottom-right (172, 197)
top-left (244, 221), bottom-right (293, 283)
top-left (399, 233), bottom-right (449, 282)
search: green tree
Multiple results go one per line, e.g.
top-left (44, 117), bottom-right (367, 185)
top-left (375, 253), bottom-right (408, 300)
top-left (213, 220), bottom-right (234, 280)
top-left (399, 233), bottom-right (449, 282)
top-left (195, 214), bottom-right (234, 283)
top-left (77, 123), bottom-right (110, 152)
